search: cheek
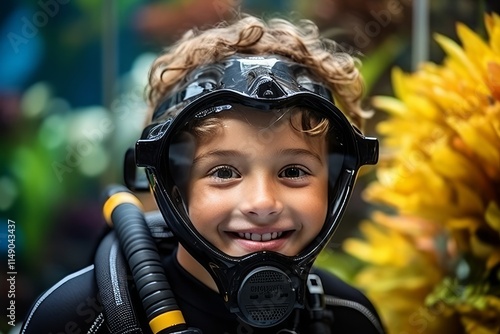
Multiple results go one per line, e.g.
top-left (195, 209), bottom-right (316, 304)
top-left (300, 183), bottom-right (329, 231)
top-left (187, 185), bottom-right (229, 231)
top-left (187, 182), bottom-right (206, 229)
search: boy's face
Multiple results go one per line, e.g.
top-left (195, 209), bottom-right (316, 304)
top-left (186, 107), bottom-right (329, 257)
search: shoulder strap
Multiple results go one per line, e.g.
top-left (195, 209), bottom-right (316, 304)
top-left (94, 231), bottom-right (144, 334)
top-left (304, 274), bottom-right (334, 334)
top-left (304, 273), bottom-right (384, 333)
top-left (307, 268), bottom-right (385, 334)
top-left (94, 211), bottom-right (179, 334)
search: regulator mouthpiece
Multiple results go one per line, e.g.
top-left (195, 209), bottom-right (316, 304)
top-left (237, 266), bottom-right (296, 328)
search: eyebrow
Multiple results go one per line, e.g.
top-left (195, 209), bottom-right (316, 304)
top-left (192, 148), bottom-right (324, 166)
top-left (277, 148), bottom-right (325, 166)
top-left (192, 150), bottom-right (243, 166)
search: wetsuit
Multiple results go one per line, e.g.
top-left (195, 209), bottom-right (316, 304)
top-left (20, 246), bottom-right (384, 334)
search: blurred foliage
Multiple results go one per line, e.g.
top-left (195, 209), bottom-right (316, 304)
top-left (0, 50), bottom-right (152, 331)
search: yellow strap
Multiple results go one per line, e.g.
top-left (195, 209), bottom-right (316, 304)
top-left (102, 192), bottom-right (144, 226)
top-left (149, 310), bottom-right (186, 333)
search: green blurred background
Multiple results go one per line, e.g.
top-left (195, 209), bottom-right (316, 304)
top-left (0, 0), bottom-right (493, 332)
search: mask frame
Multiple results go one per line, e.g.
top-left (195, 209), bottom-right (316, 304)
top-left (133, 54), bottom-right (378, 328)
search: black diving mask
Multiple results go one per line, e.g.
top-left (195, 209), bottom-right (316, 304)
top-left (133, 54), bottom-right (378, 328)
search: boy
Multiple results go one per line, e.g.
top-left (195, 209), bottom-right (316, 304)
top-left (21, 14), bottom-right (384, 334)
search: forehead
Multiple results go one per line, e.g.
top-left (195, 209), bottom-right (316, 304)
top-left (220, 105), bottom-right (291, 128)
top-left (191, 105), bottom-right (327, 154)
top-left (191, 105), bottom-right (308, 137)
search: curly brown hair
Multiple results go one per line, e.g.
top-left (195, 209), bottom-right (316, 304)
top-left (147, 13), bottom-right (370, 128)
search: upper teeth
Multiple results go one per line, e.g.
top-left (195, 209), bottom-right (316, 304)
top-left (238, 232), bottom-right (283, 241)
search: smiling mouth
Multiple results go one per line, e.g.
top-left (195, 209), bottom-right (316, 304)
top-left (235, 231), bottom-right (290, 242)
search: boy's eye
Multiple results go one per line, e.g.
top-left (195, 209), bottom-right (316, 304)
top-left (279, 166), bottom-right (308, 178)
top-left (209, 166), bottom-right (240, 179)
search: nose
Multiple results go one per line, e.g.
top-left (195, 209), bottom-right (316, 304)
top-left (240, 176), bottom-right (283, 220)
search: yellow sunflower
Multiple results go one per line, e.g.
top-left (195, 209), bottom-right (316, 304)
top-left (344, 13), bottom-right (500, 334)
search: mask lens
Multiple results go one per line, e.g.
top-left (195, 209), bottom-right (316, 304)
top-left (165, 103), bottom-right (348, 257)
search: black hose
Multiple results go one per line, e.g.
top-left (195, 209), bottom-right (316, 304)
top-left (102, 185), bottom-right (187, 334)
